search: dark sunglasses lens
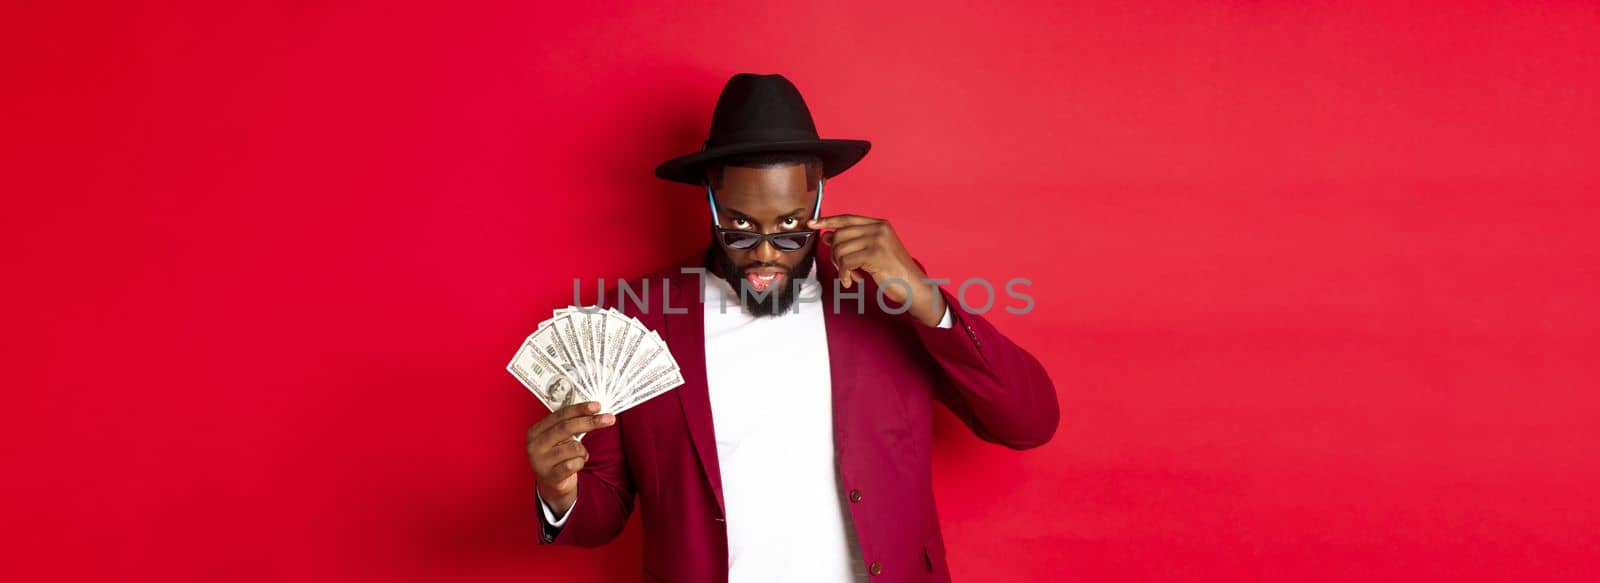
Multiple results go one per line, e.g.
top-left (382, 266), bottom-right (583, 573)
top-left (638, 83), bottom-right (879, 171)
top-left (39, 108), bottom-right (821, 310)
top-left (770, 232), bottom-right (812, 251)
top-left (720, 231), bottom-right (761, 249)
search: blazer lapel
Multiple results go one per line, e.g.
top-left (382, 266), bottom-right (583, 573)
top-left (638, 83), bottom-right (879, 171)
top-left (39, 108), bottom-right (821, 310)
top-left (660, 266), bottom-right (725, 514)
top-left (817, 247), bottom-right (864, 460)
top-left (658, 248), bottom-right (861, 515)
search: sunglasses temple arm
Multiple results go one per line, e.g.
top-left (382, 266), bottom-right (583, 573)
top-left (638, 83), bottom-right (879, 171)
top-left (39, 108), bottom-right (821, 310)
top-left (812, 178), bottom-right (825, 221)
top-left (705, 183), bottom-right (720, 226)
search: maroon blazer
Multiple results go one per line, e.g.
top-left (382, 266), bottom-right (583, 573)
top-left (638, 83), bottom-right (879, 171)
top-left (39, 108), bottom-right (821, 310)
top-left (539, 251), bottom-right (1059, 583)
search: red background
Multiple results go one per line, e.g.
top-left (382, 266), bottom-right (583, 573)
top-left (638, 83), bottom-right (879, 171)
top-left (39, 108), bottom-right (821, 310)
top-left (5, 1), bottom-right (1597, 581)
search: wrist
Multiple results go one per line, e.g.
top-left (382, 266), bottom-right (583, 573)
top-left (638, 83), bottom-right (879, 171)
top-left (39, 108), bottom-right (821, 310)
top-left (537, 485), bottom-right (576, 515)
top-left (907, 282), bottom-right (946, 327)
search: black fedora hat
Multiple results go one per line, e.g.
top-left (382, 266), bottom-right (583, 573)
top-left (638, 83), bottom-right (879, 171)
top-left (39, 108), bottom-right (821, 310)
top-left (654, 73), bottom-right (871, 185)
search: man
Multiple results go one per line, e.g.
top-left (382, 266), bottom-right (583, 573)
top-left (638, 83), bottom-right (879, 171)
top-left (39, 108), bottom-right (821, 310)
top-left (523, 73), bottom-right (1059, 582)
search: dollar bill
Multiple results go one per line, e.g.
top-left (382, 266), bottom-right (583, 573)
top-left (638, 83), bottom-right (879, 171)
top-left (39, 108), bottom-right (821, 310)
top-left (508, 307), bottom-right (685, 422)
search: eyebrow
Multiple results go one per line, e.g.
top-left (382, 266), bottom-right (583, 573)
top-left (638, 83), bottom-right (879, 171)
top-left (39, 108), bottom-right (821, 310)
top-left (721, 206), bottom-right (809, 224)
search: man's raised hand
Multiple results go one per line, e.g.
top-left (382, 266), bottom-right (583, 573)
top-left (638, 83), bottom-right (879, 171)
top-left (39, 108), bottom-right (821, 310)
top-left (809, 214), bottom-right (945, 327)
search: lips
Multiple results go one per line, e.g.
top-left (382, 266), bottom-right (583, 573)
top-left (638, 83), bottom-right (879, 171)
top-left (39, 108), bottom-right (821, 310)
top-left (744, 267), bottom-right (785, 292)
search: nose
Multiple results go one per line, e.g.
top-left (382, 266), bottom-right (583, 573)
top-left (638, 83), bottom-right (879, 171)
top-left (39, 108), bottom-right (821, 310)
top-left (753, 236), bottom-right (782, 263)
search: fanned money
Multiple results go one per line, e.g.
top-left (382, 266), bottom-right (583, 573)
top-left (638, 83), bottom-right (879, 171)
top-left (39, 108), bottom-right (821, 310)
top-left (507, 306), bottom-right (685, 427)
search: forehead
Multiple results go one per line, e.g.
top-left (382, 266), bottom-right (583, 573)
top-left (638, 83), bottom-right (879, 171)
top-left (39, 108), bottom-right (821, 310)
top-left (715, 164), bottom-right (814, 216)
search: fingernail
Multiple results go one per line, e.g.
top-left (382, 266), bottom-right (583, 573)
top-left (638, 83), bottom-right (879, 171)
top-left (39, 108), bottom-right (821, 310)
top-left (586, 402), bottom-right (599, 412)
top-left (599, 414), bottom-right (615, 425)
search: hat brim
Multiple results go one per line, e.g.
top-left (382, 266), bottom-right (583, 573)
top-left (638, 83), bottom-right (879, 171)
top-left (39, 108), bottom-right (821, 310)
top-left (654, 139), bottom-right (871, 185)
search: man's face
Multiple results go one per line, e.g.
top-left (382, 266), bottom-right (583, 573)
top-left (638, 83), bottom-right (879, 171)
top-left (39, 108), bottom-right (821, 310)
top-left (707, 163), bottom-right (819, 316)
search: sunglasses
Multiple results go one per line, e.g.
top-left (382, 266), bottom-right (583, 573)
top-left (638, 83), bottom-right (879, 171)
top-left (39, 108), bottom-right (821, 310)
top-left (705, 178), bottom-right (825, 253)
top-left (715, 229), bottom-right (815, 251)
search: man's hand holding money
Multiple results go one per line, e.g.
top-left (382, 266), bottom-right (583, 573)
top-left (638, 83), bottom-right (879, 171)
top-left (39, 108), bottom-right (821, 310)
top-left (525, 401), bottom-right (615, 515)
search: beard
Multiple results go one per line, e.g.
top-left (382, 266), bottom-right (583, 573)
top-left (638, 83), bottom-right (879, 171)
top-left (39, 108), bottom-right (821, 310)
top-left (705, 239), bottom-right (816, 317)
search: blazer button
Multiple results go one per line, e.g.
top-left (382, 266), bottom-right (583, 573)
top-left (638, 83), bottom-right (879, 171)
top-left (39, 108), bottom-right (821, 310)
top-left (869, 561), bottom-right (883, 576)
top-left (849, 489), bottom-right (863, 503)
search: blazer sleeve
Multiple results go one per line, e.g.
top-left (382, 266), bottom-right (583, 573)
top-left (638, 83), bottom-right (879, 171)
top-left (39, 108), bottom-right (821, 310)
top-left (912, 285), bottom-right (1060, 450)
top-left (536, 406), bottom-right (636, 546)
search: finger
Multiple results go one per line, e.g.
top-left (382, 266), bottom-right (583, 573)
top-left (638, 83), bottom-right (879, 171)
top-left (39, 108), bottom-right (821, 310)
top-left (530, 401), bottom-right (602, 440)
top-left (539, 413), bottom-right (616, 449)
top-left (823, 224), bottom-right (879, 249)
top-left (829, 248), bottom-right (854, 288)
top-left (809, 214), bottom-right (881, 229)
top-left (540, 413), bottom-right (608, 451)
top-left (537, 438), bottom-right (588, 467)
top-left (828, 237), bottom-right (872, 262)
top-left (835, 250), bottom-right (873, 288)
top-left (835, 248), bottom-right (873, 272)
top-left (557, 401), bottom-right (602, 420)
top-left (541, 454), bottom-right (587, 484)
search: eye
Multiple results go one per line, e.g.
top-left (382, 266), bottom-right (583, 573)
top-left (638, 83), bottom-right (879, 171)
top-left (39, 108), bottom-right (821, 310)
top-left (780, 217), bottom-right (799, 229)
top-left (731, 218), bottom-right (752, 229)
